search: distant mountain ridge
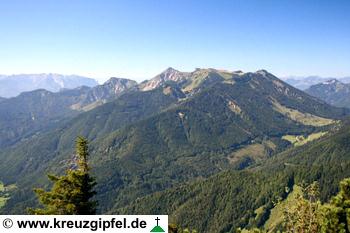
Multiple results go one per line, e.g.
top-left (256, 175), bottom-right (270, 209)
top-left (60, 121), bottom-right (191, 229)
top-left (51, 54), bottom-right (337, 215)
top-left (0, 77), bottom-right (137, 147)
top-left (0, 73), bottom-right (98, 97)
top-left (283, 76), bottom-right (350, 90)
top-left (305, 79), bottom-right (350, 108)
top-left (1, 68), bottom-right (349, 215)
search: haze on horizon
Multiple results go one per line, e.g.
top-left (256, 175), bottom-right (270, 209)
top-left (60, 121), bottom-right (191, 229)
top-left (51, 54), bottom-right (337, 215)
top-left (0, 0), bottom-right (349, 83)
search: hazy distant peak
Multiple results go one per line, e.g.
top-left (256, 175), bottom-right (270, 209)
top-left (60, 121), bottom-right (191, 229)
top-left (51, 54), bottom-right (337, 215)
top-left (306, 78), bottom-right (350, 108)
top-left (323, 79), bottom-right (341, 85)
top-left (0, 73), bottom-right (98, 98)
top-left (71, 86), bottom-right (92, 91)
top-left (283, 76), bottom-right (350, 90)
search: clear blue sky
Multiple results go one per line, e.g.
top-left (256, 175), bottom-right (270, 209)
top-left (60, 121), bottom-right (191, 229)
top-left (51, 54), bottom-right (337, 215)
top-left (0, 0), bottom-right (349, 83)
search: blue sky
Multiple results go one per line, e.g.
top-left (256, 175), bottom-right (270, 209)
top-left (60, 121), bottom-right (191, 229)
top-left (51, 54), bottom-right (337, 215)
top-left (0, 0), bottom-right (349, 83)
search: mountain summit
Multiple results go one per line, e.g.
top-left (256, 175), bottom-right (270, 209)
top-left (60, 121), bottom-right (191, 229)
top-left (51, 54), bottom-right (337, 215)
top-left (306, 79), bottom-right (350, 108)
top-left (140, 67), bottom-right (246, 92)
top-left (86, 77), bottom-right (137, 103)
top-left (1, 68), bottom-right (348, 215)
top-left (140, 67), bottom-right (188, 91)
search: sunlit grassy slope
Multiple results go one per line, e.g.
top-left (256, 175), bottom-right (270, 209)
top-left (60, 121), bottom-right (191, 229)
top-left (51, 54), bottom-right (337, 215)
top-left (282, 132), bottom-right (328, 146)
top-left (263, 185), bottom-right (303, 232)
top-left (272, 99), bottom-right (335, 126)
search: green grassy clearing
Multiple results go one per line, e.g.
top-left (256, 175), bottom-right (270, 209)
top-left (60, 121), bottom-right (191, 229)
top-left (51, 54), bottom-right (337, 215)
top-left (282, 132), bottom-right (327, 147)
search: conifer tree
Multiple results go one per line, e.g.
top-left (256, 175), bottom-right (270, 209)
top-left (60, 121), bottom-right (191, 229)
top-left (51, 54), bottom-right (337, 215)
top-left (321, 178), bottom-right (350, 232)
top-left (28, 136), bottom-right (97, 214)
top-left (283, 182), bottom-right (322, 233)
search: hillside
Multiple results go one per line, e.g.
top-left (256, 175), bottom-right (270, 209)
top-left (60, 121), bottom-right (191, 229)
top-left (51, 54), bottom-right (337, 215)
top-left (114, 119), bottom-right (350, 233)
top-left (0, 69), bottom-right (348, 216)
top-left (306, 79), bottom-right (350, 108)
top-left (0, 78), bottom-right (137, 148)
top-left (0, 73), bottom-right (98, 98)
top-left (0, 85), bottom-right (183, 213)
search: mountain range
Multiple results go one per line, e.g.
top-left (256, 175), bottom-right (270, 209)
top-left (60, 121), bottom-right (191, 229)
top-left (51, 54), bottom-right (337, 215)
top-left (1, 68), bottom-right (350, 232)
top-left (282, 76), bottom-right (350, 90)
top-left (305, 79), bottom-right (350, 108)
top-left (0, 74), bottom-right (98, 98)
top-left (0, 77), bottom-right (137, 148)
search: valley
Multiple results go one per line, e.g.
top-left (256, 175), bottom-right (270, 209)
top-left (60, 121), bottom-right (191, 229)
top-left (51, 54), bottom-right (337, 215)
top-left (2, 2), bottom-right (350, 232)
top-left (0, 68), bottom-right (350, 232)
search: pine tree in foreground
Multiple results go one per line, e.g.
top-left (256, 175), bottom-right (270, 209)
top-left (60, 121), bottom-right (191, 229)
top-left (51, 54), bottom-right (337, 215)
top-left (237, 178), bottom-right (350, 232)
top-left (321, 178), bottom-right (350, 232)
top-left (283, 182), bottom-right (321, 233)
top-left (28, 136), bottom-right (97, 214)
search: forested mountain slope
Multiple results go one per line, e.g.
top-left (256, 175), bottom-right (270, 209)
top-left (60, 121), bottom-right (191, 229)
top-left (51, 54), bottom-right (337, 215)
top-left (0, 78), bottom-right (137, 148)
top-left (0, 69), bottom-right (348, 216)
top-left (115, 119), bottom-right (350, 233)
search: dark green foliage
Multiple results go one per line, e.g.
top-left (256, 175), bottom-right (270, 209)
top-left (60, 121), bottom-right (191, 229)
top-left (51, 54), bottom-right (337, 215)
top-left (281, 178), bottom-right (350, 232)
top-left (1, 70), bottom-right (349, 219)
top-left (116, 171), bottom-right (292, 233)
top-left (28, 137), bottom-right (97, 214)
top-left (321, 178), bottom-right (350, 232)
top-left (0, 88), bottom-right (88, 148)
top-left (0, 87), bottom-right (181, 213)
top-left (114, 119), bottom-right (350, 232)
top-left (169, 223), bottom-right (198, 233)
top-left (283, 182), bottom-right (321, 232)
top-left (261, 119), bottom-right (350, 202)
top-left (0, 78), bottom-right (136, 148)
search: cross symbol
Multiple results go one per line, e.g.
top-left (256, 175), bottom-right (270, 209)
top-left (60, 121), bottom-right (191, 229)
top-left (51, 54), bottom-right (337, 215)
top-left (155, 217), bottom-right (160, 226)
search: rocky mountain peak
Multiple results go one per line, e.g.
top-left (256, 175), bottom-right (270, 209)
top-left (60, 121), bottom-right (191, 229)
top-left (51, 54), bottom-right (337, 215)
top-left (104, 77), bottom-right (137, 88)
top-left (256, 69), bottom-right (272, 77)
top-left (158, 67), bottom-right (182, 79)
top-left (323, 79), bottom-right (341, 85)
top-left (140, 67), bottom-right (188, 91)
top-left (87, 77), bottom-right (137, 101)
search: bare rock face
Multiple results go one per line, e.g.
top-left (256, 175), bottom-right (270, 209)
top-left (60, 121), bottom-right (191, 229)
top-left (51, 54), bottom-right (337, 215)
top-left (140, 67), bottom-right (190, 91)
top-left (87, 77), bottom-right (137, 101)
